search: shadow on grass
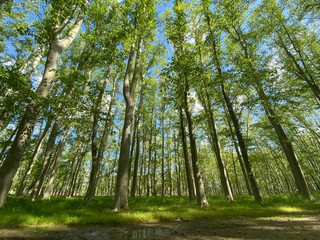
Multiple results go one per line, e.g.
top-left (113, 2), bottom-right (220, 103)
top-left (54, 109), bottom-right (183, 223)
top-left (0, 193), bottom-right (319, 227)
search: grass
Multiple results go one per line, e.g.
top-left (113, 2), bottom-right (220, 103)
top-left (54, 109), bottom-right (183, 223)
top-left (0, 192), bottom-right (319, 227)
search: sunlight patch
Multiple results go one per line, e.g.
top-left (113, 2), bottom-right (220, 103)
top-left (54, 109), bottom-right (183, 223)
top-left (277, 206), bottom-right (303, 213)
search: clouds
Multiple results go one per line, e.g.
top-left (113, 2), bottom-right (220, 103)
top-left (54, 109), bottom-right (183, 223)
top-left (190, 91), bottom-right (204, 116)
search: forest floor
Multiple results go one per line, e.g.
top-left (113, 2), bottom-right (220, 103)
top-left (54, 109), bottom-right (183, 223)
top-left (0, 214), bottom-right (319, 240)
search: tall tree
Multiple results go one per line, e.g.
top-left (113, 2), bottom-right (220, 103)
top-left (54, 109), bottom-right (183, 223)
top-left (165, 0), bottom-right (209, 207)
top-left (113, 0), bottom-right (157, 211)
top-left (201, 0), bottom-right (263, 203)
top-left (220, 0), bottom-right (313, 200)
top-left (0, 0), bottom-right (86, 207)
top-left (113, 37), bottom-right (141, 210)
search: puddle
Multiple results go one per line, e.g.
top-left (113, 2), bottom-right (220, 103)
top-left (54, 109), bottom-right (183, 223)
top-left (0, 226), bottom-right (174, 240)
top-left (123, 227), bottom-right (172, 240)
top-left (58, 226), bottom-right (173, 240)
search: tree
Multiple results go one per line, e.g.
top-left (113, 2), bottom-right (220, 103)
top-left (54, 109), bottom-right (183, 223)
top-left (220, 0), bottom-right (313, 200)
top-left (164, 0), bottom-right (209, 207)
top-left (201, 0), bottom-right (263, 203)
top-left (113, 0), bottom-right (157, 211)
top-left (0, 0), bottom-right (86, 207)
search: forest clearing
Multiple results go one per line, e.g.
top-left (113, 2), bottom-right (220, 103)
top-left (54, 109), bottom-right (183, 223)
top-left (0, 0), bottom-right (320, 239)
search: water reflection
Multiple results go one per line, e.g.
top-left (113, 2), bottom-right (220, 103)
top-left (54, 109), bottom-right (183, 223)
top-left (123, 228), bottom-right (169, 240)
top-left (0, 226), bottom-right (173, 239)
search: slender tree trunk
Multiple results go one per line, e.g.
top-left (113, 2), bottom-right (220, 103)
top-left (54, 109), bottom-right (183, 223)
top-left (130, 77), bottom-right (146, 197)
top-left (179, 108), bottom-right (196, 200)
top-left (230, 144), bottom-right (241, 195)
top-left (198, 89), bottom-right (234, 201)
top-left (0, 13), bottom-right (84, 207)
top-left (138, 140), bottom-right (145, 196)
top-left (221, 83), bottom-right (263, 203)
top-left (176, 148), bottom-right (182, 196)
top-left (257, 84), bottom-right (313, 199)
top-left (71, 160), bottom-right (83, 196)
top-left (113, 39), bottom-right (141, 211)
top-left (152, 133), bottom-right (157, 196)
top-left (147, 128), bottom-right (152, 197)
top-left (161, 99), bottom-right (165, 196)
top-left (43, 127), bottom-right (71, 199)
top-left (167, 129), bottom-right (173, 196)
top-left (85, 70), bottom-right (111, 201)
top-left (69, 148), bottom-right (86, 196)
top-left (183, 85), bottom-right (209, 207)
top-left (0, 45), bottom-right (46, 130)
top-left (224, 113), bottom-right (252, 195)
top-left (16, 117), bottom-right (53, 196)
top-left (29, 118), bottom-right (62, 200)
top-left (133, 118), bottom-right (141, 197)
top-left (65, 143), bottom-right (81, 196)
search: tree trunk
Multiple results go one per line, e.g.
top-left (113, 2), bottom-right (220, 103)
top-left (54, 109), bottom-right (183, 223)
top-left (146, 118), bottom-right (153, 197)
top-left (161, 98), bottom-right (165, 196)
top-left (85, 70), bottom-right (110, 201)
top-left (257, 84), bottom-right (313, 200)
top-left (179, 108), bottom-right (196, 200)
top-left (113, 39), bottom-right (141, 211)
top-left (130, 77), bottom-right (146, 197)
top-left (152, 130), bottom-right (157, 197)
top-left (183, 85), bottom-right (209, 207)
top-left (16, 117), bottom-right (53, 196)
top-left (43, 127), bottom-right (71, 199)
top-left (176, 148), bottom-right (182, 196)
top-left (29, 118), bottom-right (62, 200)
top-left (0, 107), bottom-right (12, 131)
top-left (203, 10), bottom-right (262, 203)
top-left (224, 113), bottom-right (252, 195)
top-left (19, 45), bottom-right (46, 76)
top-left (221, 83), bottom-right (263, 203)
top-left (198, 89), bottom-right (234, 201)
top-left (87, 75), bottom-right (117, 200)
top-left (68, 147), bottom-right (87, 196)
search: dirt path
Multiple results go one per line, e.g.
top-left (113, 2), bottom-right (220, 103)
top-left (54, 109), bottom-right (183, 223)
top-left (0, 215), bottom-right (319, 240)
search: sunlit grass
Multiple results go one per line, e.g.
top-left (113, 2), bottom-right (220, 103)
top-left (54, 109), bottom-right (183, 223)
top-left (0, 192), bottom-right (319, 227)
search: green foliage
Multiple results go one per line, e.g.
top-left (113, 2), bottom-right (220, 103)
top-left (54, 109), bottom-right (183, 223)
top-left (0, 194), bottom-right (319, 227)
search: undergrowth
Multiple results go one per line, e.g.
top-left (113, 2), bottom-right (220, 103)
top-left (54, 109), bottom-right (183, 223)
top-left (0, 192), bottom-right (319, 227)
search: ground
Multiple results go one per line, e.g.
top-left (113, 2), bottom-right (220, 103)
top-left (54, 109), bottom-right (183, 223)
top-left (0, 215), bottom-right (319, 240)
